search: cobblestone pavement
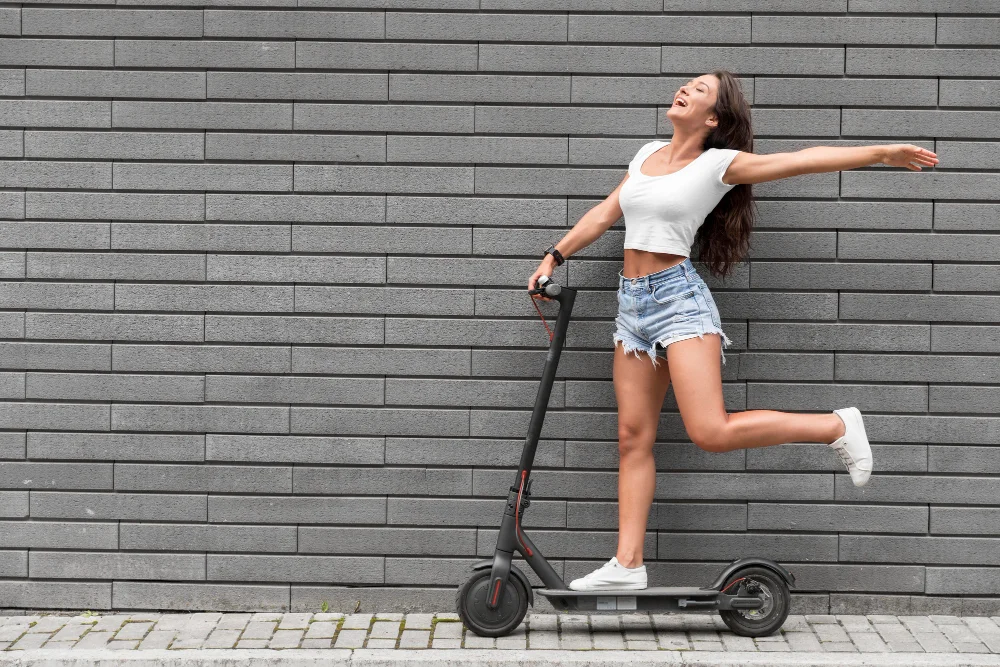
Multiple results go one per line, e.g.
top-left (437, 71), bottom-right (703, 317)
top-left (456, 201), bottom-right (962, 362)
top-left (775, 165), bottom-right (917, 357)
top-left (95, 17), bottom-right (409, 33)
top-left (0, 610), bottom-right (999, 656)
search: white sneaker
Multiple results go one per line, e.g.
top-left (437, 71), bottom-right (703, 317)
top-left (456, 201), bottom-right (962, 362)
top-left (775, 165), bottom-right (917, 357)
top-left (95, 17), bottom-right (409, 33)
top-left (568, 557), bottom-right (647, 591)
top-left (829, 407), bottom-right (873, 487)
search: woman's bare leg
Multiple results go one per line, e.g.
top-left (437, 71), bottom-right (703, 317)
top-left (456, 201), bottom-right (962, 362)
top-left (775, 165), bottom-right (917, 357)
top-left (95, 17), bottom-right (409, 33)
top-left (665, 334), bottom-right (847, 453)
top-left (612, 342), bottom-right (674, 569)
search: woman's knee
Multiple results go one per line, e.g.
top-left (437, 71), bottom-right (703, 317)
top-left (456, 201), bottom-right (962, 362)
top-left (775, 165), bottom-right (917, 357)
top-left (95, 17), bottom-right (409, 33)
top-left (689, 426), bottom-right (729, 453)
top-left (617, 421), bottom-right (655, 457)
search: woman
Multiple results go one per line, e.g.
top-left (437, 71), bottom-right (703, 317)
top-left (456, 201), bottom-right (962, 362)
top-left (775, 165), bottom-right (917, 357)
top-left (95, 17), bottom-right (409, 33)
top-left (527, 69), bottom-right (939, 592)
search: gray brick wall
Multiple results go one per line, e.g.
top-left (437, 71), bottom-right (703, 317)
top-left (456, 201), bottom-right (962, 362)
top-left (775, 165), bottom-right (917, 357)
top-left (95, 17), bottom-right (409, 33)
top-left (0, 0), bottom-right (998, 617)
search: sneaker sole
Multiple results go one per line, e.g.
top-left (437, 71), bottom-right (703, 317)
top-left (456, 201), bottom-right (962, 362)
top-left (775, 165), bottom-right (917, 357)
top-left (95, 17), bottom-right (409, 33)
top-left (847, 407), bottom-right (873, 485)
top-left (568, 582), bottom-right (647, 591)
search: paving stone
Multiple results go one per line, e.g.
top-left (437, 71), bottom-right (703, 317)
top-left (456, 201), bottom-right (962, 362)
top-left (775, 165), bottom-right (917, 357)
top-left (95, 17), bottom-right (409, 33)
top-left (432, 621), bottom-right (463, 639)
top-left (369, 620), bottom-right (401, 639)
top-left (304, 621), bottom-right (338, 638)
top-left (9, 633), bottom-right (49, 650)
top-left (868, 614), bottom-right (902, 624)
top-left (235, 639), bottom-right (269, 648)
top-left (913, 631), bottom-right (958, 653)
top-left (593, 631), bottom-right (626, 650)
top-left (217, 614), bottom-right (252, 631)
top-left (92, 615), bottom-right (131, 632)
top-left (376, 613), bottom-right (404, 621)
top-left (333, 629), bottom-right (367, 649)
top-left (435, 613), bottom-right (460, 621)
top-left (250, 613), bottom-right (282, 623)
top-left (626, 639), bottom-right (658, 650)
top-left (300, 638), bottom-right (332, 648)
top-left (528, 630), bottom-right (558, 649)
top-left (366, 638), bottom-right (397, 649)
top-left (114, 621), bottom-right (152, 641)
top-left (404, 614), bottom-right (435, 630)
top-left (38, 640), bottom-right (76, 650)
top-left (106, 640), bottom-right (139, 650)
top-left (941, 622), bottom-right (982, 644)
top-left (495, 631), bottom-right (526, 650)
top-left (137, 629), bottom-right (174, 650)
top-left (0, 625), bottom-right (29, 642)
top-left (558, 621), bottom-right (591, 649)
top-left (756, 641), bottom-right (792, 651)
top-left (721, 633), bottom-right (756, 651)
top-left (954, 641), bottom-right (991, 653)
top-left (154, 616), bottom-right (193, 631)
top-left (965, 617), bottom-right (1000, 652)
top-left (268, 629), bottom-right (303, 648)
top-left (836, 615), bottom-right (874, 632)
top-left (29, 617), bottom-right (69, 633)
top-left (430, 637), bottom-right (461, 649)
top-left (692, 640), bottom-right (725, 650)
top-left (312, 613), bottom-right (343, 622)
top-left (848, 631), bottom-right (890, 653)
top-left (75, 630), bottom-right (113, 649)
top-left (203, 629), bottom-right (240, 649)
top-left (823, 641), bottom-right (859, 652)
top-left (51, 624), bottom-right (91, 642)
top-left (785, 631), bottom-right (823, 651)
top-left (399, 629), bottom-right (430, 648)
top-left (805, 615), bottom-right (839, 624)
top-left (342, 614), bottom-right (373, 630)
top-left (814, 623), bottom-right (850, 642)
top-left (527, 614), bottom-right (556, 631)
top-left (464, 632), bottom-right (494, 649)
top-left (277, 613), bottom-right (312, 630)
top-left (240, 621), bottom-right (277, 640)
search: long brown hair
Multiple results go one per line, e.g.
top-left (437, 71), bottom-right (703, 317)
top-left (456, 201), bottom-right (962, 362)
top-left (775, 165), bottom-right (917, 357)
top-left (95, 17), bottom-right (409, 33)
top-left (693, 69), bottom-right (756, 280)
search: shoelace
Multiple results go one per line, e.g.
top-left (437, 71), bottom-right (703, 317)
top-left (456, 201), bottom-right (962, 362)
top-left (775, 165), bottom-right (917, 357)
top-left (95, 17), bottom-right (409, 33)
top-left (834, 442), bottom-right (855, 468)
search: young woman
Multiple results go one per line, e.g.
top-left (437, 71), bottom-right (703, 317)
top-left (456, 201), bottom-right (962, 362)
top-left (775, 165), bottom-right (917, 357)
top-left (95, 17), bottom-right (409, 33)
top-left (527, 69), bottom-right (939, 592)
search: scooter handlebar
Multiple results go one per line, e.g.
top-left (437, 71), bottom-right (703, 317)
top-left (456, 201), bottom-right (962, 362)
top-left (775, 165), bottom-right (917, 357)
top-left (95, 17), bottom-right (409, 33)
top-left (529, 274), bottom-right (561, 297)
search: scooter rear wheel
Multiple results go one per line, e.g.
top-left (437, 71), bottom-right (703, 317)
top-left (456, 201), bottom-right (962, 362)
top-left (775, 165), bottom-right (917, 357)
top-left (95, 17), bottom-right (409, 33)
top-left (718, 565), bottom-right (791, 637)
top-left (456, 567), bottom-right (529, 638)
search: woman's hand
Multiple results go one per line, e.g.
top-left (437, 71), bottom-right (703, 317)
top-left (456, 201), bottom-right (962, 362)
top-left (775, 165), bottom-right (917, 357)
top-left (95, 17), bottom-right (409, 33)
top-left (880, 144), bottom-right (939, 171)
top-left (528, 257), bottom-right (557, 302)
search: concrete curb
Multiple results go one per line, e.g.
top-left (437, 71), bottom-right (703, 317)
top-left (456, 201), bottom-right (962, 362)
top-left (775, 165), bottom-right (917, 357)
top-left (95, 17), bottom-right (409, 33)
top-left (1, 650), bottom-right (999, 667)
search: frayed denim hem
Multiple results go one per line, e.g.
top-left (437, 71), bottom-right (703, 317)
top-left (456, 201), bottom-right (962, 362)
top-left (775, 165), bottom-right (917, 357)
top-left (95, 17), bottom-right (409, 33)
top-left (614, 328), bottom-right (732, 369)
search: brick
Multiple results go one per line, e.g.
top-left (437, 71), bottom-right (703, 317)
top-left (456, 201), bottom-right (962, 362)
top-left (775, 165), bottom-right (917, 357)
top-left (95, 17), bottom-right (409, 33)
top-left (27, 432), bottom-right (202, 462)
top-left (0, 161), bottom-right (110, 189)
top-left (116, 40), bottom-right (294, 68)
top-left (205, 315), bottom-right (382, 344)
top-left (114, 462), bottom-right (291, 492)
top-left (25, 192), bottom-right (204, 220)
top-left (0, 520), bottom-right (116, 549)
top-left (112, 223), bottom-right (289, 252)
top-left (22, 9), bottom-right (201, 37)
top-left (113, 102), bottom-right (292, 130)
top-left (111, 403), bottom-right (288, 436)
top-left (207, 555), bottom-right (383, 584)
top-left (26, 69), bottom-right (205, 99)
top-left (112, 583), bottom-right (288, 612)
top-left (208, 496), bottom-right (385, 525)
top-left (0, 100), bottom-right (109, 128)
top-left (0, 38), bottom-right (112, 66)
top-left (0, 461), bottom-right (112, 489)
top-left (26, 313), bottom-right (204, 342)
top-left (205, 10), bottom-right (382, 38)
top-left (120, 523), bottom-right (295, 553)
top-left (26, 131), bottom-right (203, 160)
top-left (31, 491), bottom-right (205, 521)
top-left (29, 552), bottom-right (204, 580)
top-left (207, 72), bottom-right (385, 101)
top-left (207, 435), bottom-right (382, 465)
top-left (113, 163), bottom-right (291, 191)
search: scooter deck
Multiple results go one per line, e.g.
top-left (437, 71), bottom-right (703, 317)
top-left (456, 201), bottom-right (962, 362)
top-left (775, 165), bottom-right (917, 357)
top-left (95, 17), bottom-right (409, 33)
top-left (538, 586), bottom-right (716, 597)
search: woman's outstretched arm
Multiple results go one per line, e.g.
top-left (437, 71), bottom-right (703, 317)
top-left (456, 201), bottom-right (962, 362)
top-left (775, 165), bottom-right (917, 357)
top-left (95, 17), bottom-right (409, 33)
top-left (724, 143), bottom-right (939, 186)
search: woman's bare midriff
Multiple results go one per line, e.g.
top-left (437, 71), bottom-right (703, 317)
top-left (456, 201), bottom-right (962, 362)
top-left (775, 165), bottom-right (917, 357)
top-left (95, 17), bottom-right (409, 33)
top-left (622, 248), bottom-right (686, 279)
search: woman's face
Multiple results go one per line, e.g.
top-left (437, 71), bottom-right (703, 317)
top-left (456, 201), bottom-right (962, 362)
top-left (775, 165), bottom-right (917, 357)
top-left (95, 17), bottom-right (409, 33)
top-left (666, 74), bottom-right (720, 129)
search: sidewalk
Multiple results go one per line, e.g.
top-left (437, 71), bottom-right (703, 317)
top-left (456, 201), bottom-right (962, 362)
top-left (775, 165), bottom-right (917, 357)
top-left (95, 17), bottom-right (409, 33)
top-left (1, 610), bottom-right (1000, 666)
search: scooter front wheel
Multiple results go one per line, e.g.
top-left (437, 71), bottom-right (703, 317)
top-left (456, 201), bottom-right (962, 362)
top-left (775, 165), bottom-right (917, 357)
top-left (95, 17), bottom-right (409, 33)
top-left (456, 567), bottom-right (529, 638)
top-left (718, 565), bottom-right (791, 637)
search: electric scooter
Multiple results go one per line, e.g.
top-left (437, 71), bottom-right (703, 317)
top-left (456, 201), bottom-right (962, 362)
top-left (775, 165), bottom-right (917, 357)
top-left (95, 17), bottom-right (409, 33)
top-left (456, 274), bottom-right (795, 638)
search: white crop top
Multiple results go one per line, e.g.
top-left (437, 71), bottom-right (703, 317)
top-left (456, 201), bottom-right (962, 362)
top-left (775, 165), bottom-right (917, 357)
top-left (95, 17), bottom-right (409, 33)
top-left (619, 140), bottom-right (741, 257)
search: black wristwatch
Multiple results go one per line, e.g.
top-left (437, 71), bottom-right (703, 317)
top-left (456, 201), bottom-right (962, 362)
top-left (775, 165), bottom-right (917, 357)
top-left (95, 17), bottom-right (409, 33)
top-left (543, 244), bottom-right (565, 266)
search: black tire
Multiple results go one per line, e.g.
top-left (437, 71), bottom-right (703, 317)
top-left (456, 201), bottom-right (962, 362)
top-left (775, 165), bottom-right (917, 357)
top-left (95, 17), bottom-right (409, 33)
top-left (718, 566), bottom-right (791, 637)
top-left (456, 567), bottom-right (529, 638)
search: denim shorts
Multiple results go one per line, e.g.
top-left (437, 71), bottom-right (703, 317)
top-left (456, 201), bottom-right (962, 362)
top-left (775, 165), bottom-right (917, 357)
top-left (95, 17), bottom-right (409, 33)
top-left (613, 257), bottom-right (732, 369)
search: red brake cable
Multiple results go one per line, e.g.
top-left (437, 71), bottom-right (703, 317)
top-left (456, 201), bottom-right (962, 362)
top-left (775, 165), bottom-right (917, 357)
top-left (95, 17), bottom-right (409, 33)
top-left (515, 469), bottom-right (533, 556)
top-left (530, 294), bottom-right (554, 341)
